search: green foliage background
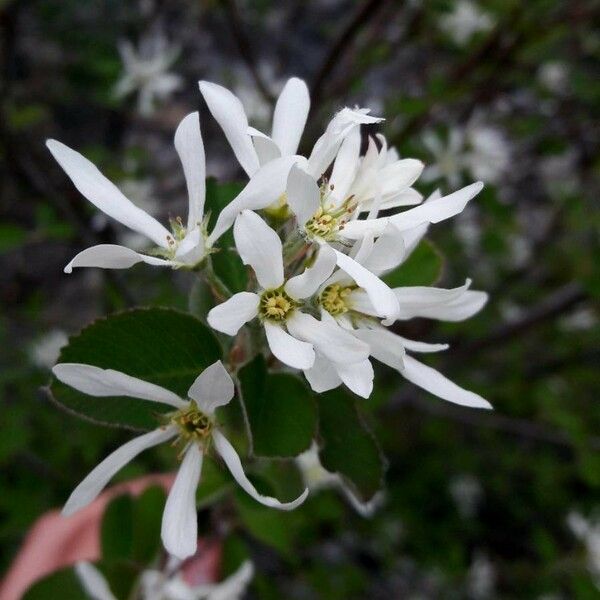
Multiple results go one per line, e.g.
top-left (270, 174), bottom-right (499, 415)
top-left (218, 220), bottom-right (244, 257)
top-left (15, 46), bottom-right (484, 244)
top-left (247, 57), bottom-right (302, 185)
top-left (0, 0), bottom-right (598, 597)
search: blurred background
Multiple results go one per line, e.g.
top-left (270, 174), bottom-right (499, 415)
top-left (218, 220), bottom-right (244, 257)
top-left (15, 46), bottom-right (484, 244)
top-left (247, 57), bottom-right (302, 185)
top-left (1, 0), bottom-right (599, 597)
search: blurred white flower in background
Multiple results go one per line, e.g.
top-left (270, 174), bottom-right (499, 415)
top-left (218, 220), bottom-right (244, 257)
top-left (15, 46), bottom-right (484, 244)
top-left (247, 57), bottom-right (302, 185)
top-left (114, 31), bottom-right (183, 116)
top-left (422, 122), bottom-right (510, 188)
top-left (296, 443), bottom-right (384, 517)
top-left (29, 329), bottom-right (68, 369)
top-left (538, 149), bottom-right (580, 197)
top-left (76, 559), bottom-right (254, 600)
top-left (466, 551), bottom-right (496, 599)
top-left (567, 511), bottom-right (600, 589)
top-left (449, 473), bottom-right (483, 519)
top-left (537, 61), bottom-right (570, 95)
top-left (439, 1), bottom-right (494, 46)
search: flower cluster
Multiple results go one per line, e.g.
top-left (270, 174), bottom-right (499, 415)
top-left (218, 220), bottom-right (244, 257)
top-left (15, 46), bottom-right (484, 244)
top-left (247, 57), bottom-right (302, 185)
top-left (47, 76), bottom-right (490, 560)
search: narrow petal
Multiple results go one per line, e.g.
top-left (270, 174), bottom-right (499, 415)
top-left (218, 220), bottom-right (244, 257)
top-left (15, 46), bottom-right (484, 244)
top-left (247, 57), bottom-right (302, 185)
top-left (379, 158), bottom-right (424, 195)
top-left (307, 108), bottom-right (383, 178)
top-left (420, 290), bottom-right (489, 322)
top-left (213, 431), bottom-right (308, 510)
top-left (285, 245), bottom-right (337, 299)
top-left (271, 77), bottom-right (310, 156)
top-left (74, 562), bottom-right (117, 600)
top-left (395, 335), bottom-right (449, 353)
top-left (174, 112), bottom-right (206, 230)
top-left (63, 428), bottom-right (176, 516)
top-left (198, 81), bottom-right (259, 176)
top-left (334, 358), bottom-right (374, 399)
top-left (207, 292), bottom-right (259, 336)
top-left (352, 327), bottom-right (405, 370)
top-left (53, 363), bottom-right (186, 408)
top-left (286, 311), bottom-right (369, 365)
top-left (187, 361), bottom-right (235, 414)
top-left (329, 126), bottom-right (361, 204)
top-left (264, 322), bottom-right (315, 369)
top-left (342, 183), bottom-right (482, 239)
top-left (361, 224), bottom-right (406, 275)
top-left (249, 128), bottom-right (282, 165)
top-left (286, 164), bottom-right (320, 226)
top-left (207, 560), bottom-right (255, 599)
top-left (234, 210), bottom-right (284, 289)
top-left (46, 140), bottom-right (171, 247)
top-left (64, 244), bottom-right (177, 273)
top-left (207, 155), bottom-right (304, 245)
top-left (161, 444), bottom-right (203, 559)
top-left (402, 355), bottom-right (492, 409)
top-left (334, 250), bottom-right (399, 321)
top-left (304, 353), bottom-right (342, 393)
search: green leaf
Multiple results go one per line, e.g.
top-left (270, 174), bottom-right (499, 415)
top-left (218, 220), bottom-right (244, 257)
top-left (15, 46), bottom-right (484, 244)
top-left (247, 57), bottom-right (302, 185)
top-left (383, 239), bottom-right (444, 288)
top-left (49, 308), bottom-right (222, 430)
top-left (316, 389), bottom-right (385, 501)
top-left (0, 224), bottom-right (27, 253)
top-left (23, 567), bottom-right (83, 600)
top-left (101, 494), bottom-right (134, 560)
top-left (238, 355), bottom-right (317, 458)
top-left (204, 179), bottom-right (247, 294)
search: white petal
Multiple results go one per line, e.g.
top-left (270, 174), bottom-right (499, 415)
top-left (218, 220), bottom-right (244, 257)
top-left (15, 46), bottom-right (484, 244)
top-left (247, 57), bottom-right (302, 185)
top-left (161, 444), bottom-right (203, 559)
top-left (53, 363), bottom-right (186, 408)
top-left (187, 361), bottom-right (235, 414)
top-left (307, 107), bottom-right (383, 179)
top-left (389, 181), bottom-right (484, 230)
top-left (207, 560), bottom-right (255, 600)
top-left (264, 322), bottom-right (315, 370)
top-left (286, 311), bottom-right (369, 365)
top-left (342, 183), bottom-right (482, 239)
top-left (379, 158), bottom-right (424, 195)
top-left (63, 427), bottom-right (176, 516)
top-left (271, 77), bottom-right (310, 156)
top-left (74, 562), bottom-right (117, 600)
top-left (234, 210), bottom-right (284, 289)
top-left (285, 245), bottom-right (337, 299)
top-left (329, 126), bottom-right (361, 204)
top-left (286, 164), bottom-right (320, 226)
top-left (213, 431), bottom-right (308, 510)
top-left (334, 250), bottom-right (399, 321)
top-left (352, 327), bottom-right (405, 370)
top-left (395, 335), bottom-right (448, 353)
top-left (46, 140), bottom-right (171, 247)
top-left (334, 358), bottom-right (374, 399)
top-left (198, 81), bottom-right (259, 176)
top-left (402, 355), bottom-right (492, 409)
top-left (303, 354), bottom-right (342, 393)
top-left (174, 112), bottom-right (206, 230)
top-left (64, 244), bottom-right (177, 273)
top-left (207, 155), bottom-right (304, 245)
top-left (207, 292), bottom-right (259, 336)
top-left (421, 290), bottom-right (488, 322)
top-left (250, 129), bottom-right (282, 165)
top-left (361, 224), bottom-right (406, 274)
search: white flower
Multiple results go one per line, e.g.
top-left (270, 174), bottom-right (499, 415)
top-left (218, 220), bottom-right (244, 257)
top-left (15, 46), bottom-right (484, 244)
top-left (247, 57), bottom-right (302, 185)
top-left (53, 360), bottom-right (307, 559)
top-left (75, 559), bottom-right (254, 600)
top-left (422, 124), bottom-right (509, 187)
top-left (537, 61), bottom-right (569, 95)
top-left (567, 511), bottom-right (600, 589)
top-left (308, 211), bottom-right (491, 409)
top-left (114, 33), bottom-right (183, 116)
top-left (207, 210), bottom-right (376, 396)
top-left (296, 443), bottom-right (384, 517)
top-left (29, 329), bottom-right (68, 369)
top-left (46, 113), bottom-right (300, 273)
top-left (466, 551), bottom-right (496, 599)
top-left (439, 1), bottom-right (494, 46)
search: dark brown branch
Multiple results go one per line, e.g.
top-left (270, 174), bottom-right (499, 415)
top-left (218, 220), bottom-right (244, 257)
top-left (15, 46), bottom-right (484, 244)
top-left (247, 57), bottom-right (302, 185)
top-left (310, 0), bottom-right (389, 111)
top-left (219, 0), bottom-right (275, 105)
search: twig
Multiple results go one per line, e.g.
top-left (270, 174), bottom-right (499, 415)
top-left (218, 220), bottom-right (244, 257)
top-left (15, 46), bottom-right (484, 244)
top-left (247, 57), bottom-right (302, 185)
top-left (384, 391), bottom-right (600, 452)
top-left (219, 0), bottom-right (275, 105)
top-left (310, 0), bottom-right (388, 112)
top-left (452, 282), bottom-right (587, 356)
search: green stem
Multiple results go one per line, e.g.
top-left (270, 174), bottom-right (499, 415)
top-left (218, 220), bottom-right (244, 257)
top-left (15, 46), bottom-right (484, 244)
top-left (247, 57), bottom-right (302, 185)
top-left (203, 256), bottom-right (232, 302)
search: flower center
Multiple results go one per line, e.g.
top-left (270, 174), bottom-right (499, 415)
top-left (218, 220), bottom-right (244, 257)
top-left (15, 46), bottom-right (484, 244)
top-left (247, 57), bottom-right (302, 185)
top-left (259, 288), bottom-right (296, 322)
top-left (305, 207), bottom-right (339, 239)
top-left (320, 284), bottom-right (353, 315)
top-left (171, 401), bottom-right (213, 442)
